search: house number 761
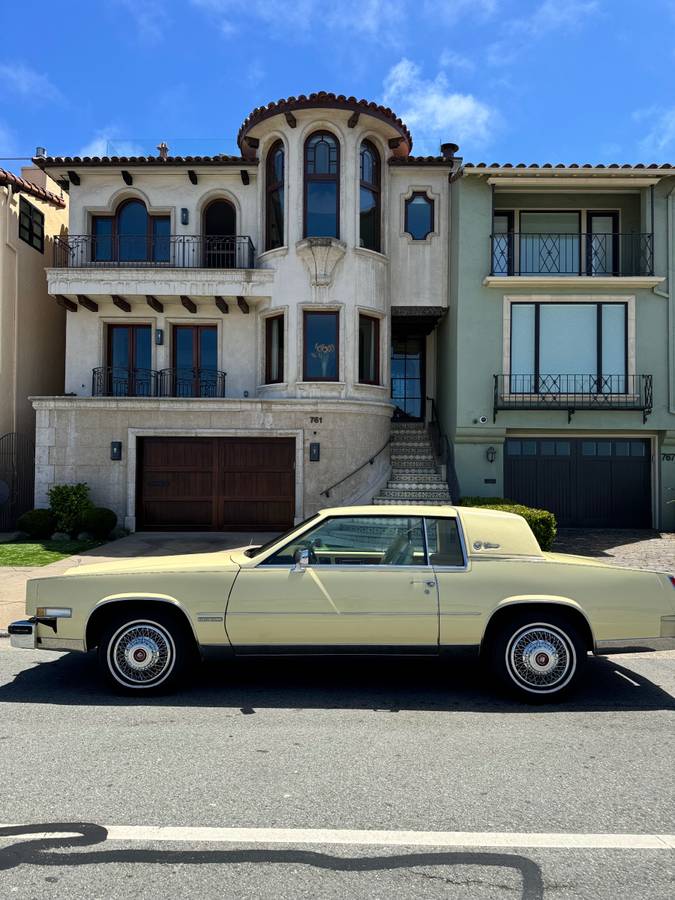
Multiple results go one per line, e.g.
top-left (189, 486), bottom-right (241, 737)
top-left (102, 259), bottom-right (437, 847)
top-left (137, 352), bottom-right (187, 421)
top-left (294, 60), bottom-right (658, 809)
top-left (310, 416), bottom-right (322, 424)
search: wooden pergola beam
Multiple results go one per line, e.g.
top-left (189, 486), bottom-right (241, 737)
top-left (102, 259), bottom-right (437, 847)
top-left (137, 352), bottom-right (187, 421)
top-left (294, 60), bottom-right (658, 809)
top-left (215, 296), bottom-right (229, 314)
top-left (181, 295), bottom-right (197, 314)
top-left (112, 294), bottom-right (131, 312)
top-left (77, 294), bottom-right (98, 312)
top-left (54, 294), bottom-right (77, 312)
top-left (146, 295), bottom-right (164, 313)
top-left (236, 296), bottom-right (249, 314)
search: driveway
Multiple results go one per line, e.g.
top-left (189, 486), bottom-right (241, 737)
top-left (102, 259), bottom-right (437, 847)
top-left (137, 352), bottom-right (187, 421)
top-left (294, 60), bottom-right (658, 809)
top-left (0, 531), bottom-right (278, 632)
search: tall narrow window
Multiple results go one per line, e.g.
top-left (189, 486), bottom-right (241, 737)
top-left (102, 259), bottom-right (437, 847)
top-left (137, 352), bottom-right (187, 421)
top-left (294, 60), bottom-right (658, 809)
top-left (359, 140), bottom-right (380, 252)
top-left (265, 314), bottom-right (284, 384)
top-left (404, 192), bottom-right (434, 240)
top-left (105, 324), bottom-right (152, 396)
top-left (358, 315), bottom-right (380, 385)
top-left (303, 311), bottom-right (339, 381)
top-left (18, 198), bottom-right (44, 253)
top-left (304, 131), bottom-right (339, 238)
top-left (170, 324), bottom-right (220, 397)
top-left (266, 141), bottom-right (285, 250)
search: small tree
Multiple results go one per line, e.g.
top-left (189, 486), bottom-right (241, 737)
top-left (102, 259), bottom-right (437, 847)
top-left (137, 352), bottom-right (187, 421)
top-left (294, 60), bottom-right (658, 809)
top-left (48, 483), bottom-right (94, 537)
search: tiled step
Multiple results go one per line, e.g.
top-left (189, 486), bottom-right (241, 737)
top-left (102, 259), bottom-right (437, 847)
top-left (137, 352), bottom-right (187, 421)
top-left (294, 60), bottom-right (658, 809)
top-left (378, 488), bottom-right (451, 501)
top-left (390, 435), bottom-right (434, 445)
top-left (373, 498), bottom-right (453, 507)
top-left (390, 471), bottom-right (445, 483)
top-left (387, 479), bottom-right (447, 489)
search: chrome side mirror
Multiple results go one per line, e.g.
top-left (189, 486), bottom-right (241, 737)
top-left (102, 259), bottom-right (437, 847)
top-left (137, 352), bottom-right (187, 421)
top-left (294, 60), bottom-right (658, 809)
top-left (292, 548), bottom-right (310, 573)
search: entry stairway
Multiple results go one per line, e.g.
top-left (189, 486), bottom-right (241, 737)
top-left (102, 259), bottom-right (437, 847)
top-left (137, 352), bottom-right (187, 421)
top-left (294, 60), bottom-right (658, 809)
top-left (373, 422), bottom-right (452, 506)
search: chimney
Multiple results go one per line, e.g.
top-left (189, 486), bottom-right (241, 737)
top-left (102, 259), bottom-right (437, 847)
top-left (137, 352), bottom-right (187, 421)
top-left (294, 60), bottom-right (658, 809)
top-left (440, 142), bottom-right (459, 159)
top-left (157, 141), bottom-right (169, 160)
top-left (35, 146), bottom-right (47, 158)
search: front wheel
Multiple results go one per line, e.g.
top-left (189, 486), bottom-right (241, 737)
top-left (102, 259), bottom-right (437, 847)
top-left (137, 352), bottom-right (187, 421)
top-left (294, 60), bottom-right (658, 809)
top-left (98, 611), bottom-right (193, 693)
top-left (486, 613), bottom-right (587, 701)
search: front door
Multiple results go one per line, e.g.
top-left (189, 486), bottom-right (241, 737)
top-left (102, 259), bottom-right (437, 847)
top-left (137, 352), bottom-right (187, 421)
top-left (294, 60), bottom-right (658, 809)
top-left (391, 334), bottom-right (425, 421)
top-left (226, 514), bottom-right (439, 649)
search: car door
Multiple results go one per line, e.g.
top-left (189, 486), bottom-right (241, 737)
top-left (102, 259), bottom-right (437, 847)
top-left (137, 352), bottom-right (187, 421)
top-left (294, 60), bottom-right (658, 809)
top-left (426, 514), bottom-right (484, 647)
top-left (225, 514), bottom-right (439, 651)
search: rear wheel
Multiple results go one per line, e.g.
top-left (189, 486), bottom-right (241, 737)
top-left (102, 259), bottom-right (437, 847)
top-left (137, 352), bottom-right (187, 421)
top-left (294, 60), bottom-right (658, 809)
top-left (97, 610), bottom-right (194, 693)
top-left (486, 612), bottom-right (587, 701)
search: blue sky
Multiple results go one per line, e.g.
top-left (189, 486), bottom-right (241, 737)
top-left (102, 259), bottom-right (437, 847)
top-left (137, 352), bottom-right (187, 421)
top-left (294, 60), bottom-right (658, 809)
top-left (1, 0), bottom-right (674, 175)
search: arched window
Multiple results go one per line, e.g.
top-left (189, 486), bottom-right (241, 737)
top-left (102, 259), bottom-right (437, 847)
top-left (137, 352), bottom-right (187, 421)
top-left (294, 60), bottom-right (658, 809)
top-left (265, 140), bottom-right (285, 251)
top-left (359, 140), bottom-right (380, 252)
top-left (203, 199), bottom-right (237, 268)
top-left (92, 198), bottom-right (170, 262)
top-left (304, 131), bottom-right (339, 238)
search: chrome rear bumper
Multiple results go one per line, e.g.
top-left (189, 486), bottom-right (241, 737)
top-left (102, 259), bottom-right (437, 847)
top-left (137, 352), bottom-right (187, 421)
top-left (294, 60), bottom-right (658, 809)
top-left (8, 620), bottom-right (36, 650)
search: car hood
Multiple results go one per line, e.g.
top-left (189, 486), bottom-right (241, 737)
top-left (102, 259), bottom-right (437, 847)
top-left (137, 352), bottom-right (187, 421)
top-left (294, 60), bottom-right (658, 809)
top-left (63, 549), bottom-right (241, 577)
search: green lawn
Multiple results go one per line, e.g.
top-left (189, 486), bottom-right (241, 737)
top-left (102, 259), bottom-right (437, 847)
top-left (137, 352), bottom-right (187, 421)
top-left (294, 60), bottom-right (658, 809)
top-left (0, 539), bottom-right (103, 567)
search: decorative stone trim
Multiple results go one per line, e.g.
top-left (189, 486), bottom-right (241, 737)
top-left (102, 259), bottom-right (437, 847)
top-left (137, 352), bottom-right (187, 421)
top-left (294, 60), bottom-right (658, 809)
top-left (295, 237), bottom-right (347, 286)
top-left (484, 276), bottom-right (664, 289)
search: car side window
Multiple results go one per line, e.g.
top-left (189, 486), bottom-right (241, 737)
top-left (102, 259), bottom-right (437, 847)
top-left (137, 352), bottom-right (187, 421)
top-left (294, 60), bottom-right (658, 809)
top-left (262, 516), bottom-right (427, 567)
top-left (425, 517), bottom-right (465, 568)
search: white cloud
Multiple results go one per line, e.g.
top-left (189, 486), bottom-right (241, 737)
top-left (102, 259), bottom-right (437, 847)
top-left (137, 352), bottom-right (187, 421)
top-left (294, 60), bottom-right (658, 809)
top-left (78, 128), bottom-right (146, 158)
top-left (634, 106), bottom-right (675, 159)
top-left (425, 0), bottom-right (498, 25)
top-left (439, 49), bottom-right (475, 73)
top-left (115, 0), bottom-right (168, 42)
top-left (191, 0), bottom-right (406, 39)
top-left (383, 58), bottom-right (498, 151)
top-left (488, 0), bottom-right (599, 65)
top-left (0, 61), bottom-right (62, 102)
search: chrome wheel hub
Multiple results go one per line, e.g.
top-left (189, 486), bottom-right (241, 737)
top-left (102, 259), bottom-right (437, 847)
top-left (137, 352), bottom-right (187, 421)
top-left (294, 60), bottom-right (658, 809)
top-left (508, 625), bottom-right (574, 692)
top-left (111, 623), bottom-right (173, 686)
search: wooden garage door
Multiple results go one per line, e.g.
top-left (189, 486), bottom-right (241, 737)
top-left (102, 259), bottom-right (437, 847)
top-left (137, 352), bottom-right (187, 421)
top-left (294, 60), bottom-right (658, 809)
top-left (504, 438), bottom-right (651, 528)
top-left (138, 437), bottom-right (295, 531)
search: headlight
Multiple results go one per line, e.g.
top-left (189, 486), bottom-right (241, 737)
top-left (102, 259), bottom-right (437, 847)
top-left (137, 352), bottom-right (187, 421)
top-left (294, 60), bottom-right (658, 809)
top-left (36, 607), bottom-right (72, 618)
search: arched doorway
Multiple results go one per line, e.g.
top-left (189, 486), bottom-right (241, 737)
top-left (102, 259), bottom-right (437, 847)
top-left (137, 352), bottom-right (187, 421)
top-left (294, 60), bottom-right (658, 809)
top-left (203, 199), bottom-right (236, 268)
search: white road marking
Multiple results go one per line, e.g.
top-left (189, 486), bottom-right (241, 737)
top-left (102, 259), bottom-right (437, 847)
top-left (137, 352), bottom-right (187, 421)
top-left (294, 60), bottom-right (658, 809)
top-left (1, 825), bottom-right (674, 851)
top-left (614, 670), bottom-right (641, 686)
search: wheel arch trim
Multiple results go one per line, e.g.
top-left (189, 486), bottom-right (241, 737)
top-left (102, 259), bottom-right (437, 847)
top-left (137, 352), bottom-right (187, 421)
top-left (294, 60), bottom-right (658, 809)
top-left (480, 596), bottom-right (595, 649)
top-left (85, 594), bottom-right (199, 650)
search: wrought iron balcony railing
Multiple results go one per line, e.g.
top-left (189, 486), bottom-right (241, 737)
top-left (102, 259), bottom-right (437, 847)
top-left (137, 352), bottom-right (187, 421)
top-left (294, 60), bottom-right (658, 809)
top-left (92, 367), bottom-right (226, 398)
top-left (55, 234), bottom-right (256, 269)
top-left (493, 374), bottom-right (653, 423)
top-left (490, 232), bottom-right (654, 277)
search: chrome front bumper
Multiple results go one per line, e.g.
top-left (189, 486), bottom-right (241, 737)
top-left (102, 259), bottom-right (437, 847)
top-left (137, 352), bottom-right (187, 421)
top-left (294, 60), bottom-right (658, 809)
top-left (8, 620), bottom-right (36, 650)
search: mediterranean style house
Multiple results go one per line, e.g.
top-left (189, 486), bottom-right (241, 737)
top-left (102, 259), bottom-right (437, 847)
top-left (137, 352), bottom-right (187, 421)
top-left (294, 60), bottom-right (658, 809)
top-left (28, 92), bottom-right (675, 532)
top-left (31, 94), bottom-right (459, 532)
top-left (0, 167), bottom-right (67, 530)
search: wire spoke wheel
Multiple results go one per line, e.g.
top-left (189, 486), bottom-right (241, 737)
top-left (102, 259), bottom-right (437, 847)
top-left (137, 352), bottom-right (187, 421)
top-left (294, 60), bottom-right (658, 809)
top-left (506, 623), bottom-right (576, 694)
top-left (108, 620), bottom-right (176, 688)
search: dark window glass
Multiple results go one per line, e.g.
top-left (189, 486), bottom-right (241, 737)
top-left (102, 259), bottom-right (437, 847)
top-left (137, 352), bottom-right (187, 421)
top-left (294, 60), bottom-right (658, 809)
top-left (582, 442), bottom-right (596, 456)
top-left (107, 325), bottom-right (152, 396)
top-left (265, 315), bottom-right (284, 384)
top-left (172, 325), bottom-right (218, 397)
top-left (541, 441), bottom-right (556, 456)
top-left (522, 441), bottom-right (537, 456)
top-left (405, 192), bottom-right (434, 240)
top-left (203, 200), bottom-right (236, 268)
top-left (152, 216), bottom-right (170, 262)
top-left (92, 216), bottom-right (113, 261)
top-left (266, 141), bottom-right (285, 251)
top-left (18, 198), bottom-right (45, 253)
top-left (304, 311), bottom-right (338, 381)
top-left (630, 442), bottom-right (646, 457)
top-left (506, 440), bottom-right (522, 456)
top-left (358, 315), bottom-right (379, 384)
top-left (264, 516), bottom-right (427, 567)
top-left (117, 200), bottom-right (148, 261)
top-left (597, 441), bottom-right (612, 456)
top-left (359, 141), bottom-right (380, 252)
top-left (426, 517), bottom-right (464, 567)
top-left (556, 441), bottom-right (571, 456)
top-left (304, 132), bottom-right (339, 238)
top-left (614, 441), bottom-right (630, 457)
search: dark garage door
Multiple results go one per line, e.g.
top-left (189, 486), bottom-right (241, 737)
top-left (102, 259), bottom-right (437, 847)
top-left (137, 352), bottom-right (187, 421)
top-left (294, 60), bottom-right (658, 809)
top-left (504, 438), bottom-right (651, 528)
top-left (138, 437), bottom-right (295, 531)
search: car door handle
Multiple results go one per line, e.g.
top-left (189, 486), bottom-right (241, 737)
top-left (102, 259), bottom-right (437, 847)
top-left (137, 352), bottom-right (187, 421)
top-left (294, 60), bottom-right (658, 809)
top-left (410, 579), bottom-right (436, 588)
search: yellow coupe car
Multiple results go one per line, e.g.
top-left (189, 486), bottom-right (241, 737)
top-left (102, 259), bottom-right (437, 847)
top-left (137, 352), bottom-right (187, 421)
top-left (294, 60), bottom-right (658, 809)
top-left (9, 505), bottom-right (675, 700)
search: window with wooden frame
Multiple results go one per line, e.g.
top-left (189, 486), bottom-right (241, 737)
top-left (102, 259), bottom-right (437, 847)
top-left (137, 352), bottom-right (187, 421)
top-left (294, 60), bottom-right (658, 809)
top-left (265, 314), bottom-right (285, 384)
top-left (304, 131), bottom-right (340, 239)
top-left (19, 197), bottom-right (44, 253)
top-left (105, 324), bottom-right (153, 396)
top-left (404, 192), bottom-right (434, 241)
top-left (303, 310), bottom-right (339, 381)
top-left (92, 198), bottom-right (170, 262)
top-left (265, 141), bottom-right (285, 251)
top-left (358, 314), bottom-right (380, 385)
top-left (359, 140), bottom-right (381, 252)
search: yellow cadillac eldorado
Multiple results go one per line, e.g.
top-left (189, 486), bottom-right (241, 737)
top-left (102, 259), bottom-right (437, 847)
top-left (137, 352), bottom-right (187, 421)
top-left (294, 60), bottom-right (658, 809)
top-left (9, 505), bottom-right (675, 700)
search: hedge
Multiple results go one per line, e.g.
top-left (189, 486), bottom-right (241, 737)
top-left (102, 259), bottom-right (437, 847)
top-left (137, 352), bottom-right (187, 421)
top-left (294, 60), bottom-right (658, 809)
top-left (80, 507), bottom-right (118, 540)
top-left (458, 496), bottom-right (557, 551)
top-left (17, 508), bottom-right (57, 539)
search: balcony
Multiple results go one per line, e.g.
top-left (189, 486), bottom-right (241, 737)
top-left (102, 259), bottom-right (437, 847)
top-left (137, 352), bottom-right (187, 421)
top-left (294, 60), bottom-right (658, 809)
top-left (493, 374), bottom-right (653, 423)
top-left (92, 367), bottom-right (227, 398)
top-left (488, 232), bottom-right (655, 282)
top-left (54, 234), bottom-right (256, 269)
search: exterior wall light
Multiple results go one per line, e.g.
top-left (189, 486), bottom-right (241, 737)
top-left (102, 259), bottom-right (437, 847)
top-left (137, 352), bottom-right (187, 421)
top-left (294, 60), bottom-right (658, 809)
top-left (155, 328), bottom-right (164, 345)
top-left (181, 208), bottom-right (189, 225)
top-left (111, 441), bottom-right (123, 461)
top-left (486, 446), bottom-right (497, 464)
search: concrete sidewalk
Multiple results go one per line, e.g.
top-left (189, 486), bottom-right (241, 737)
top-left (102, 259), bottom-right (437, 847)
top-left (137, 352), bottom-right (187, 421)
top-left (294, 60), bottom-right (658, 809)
top-left (0, 531), bottom-right (277, 632)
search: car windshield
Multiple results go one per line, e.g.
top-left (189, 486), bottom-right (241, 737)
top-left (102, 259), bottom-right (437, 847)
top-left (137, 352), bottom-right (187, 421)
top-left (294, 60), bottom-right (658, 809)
top-left (243, 514), bottom-right (321, 558)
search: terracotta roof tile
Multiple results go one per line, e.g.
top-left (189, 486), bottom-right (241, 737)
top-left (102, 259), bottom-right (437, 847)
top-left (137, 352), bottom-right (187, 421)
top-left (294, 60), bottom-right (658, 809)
top-left (464, 162), bottom-right (673, 171)
top-left (0, 167), bottom-right (66, 208)
top-left (34, 154), bottom-right (253, 169)
top-left (388, 155), bottom-right (453, 167)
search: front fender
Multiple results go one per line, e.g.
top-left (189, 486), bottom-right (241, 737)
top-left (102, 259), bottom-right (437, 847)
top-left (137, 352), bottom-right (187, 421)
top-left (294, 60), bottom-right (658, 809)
top-left (85, 593), bottom-right (200, 650)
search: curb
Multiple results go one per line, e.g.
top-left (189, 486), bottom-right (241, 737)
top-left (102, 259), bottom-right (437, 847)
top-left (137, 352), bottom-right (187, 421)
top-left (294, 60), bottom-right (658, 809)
top-left (0, 631), bottom-right (9, 639)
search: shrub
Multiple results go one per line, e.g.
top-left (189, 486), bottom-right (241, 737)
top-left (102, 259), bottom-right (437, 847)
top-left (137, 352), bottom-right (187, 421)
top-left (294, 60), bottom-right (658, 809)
top-left (48, 483), bottom-right (94, 537)
top-left (458, 496), bottom-right (557, 551)
top-left (80, 507), bottom-right (118, 540)
top-left (16, 508), bottom-right (57, 539)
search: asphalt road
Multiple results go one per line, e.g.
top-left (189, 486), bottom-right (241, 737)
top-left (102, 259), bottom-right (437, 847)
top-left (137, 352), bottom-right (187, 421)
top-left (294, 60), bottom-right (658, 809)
top-left (0, 643), bottom-right (673, 899)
